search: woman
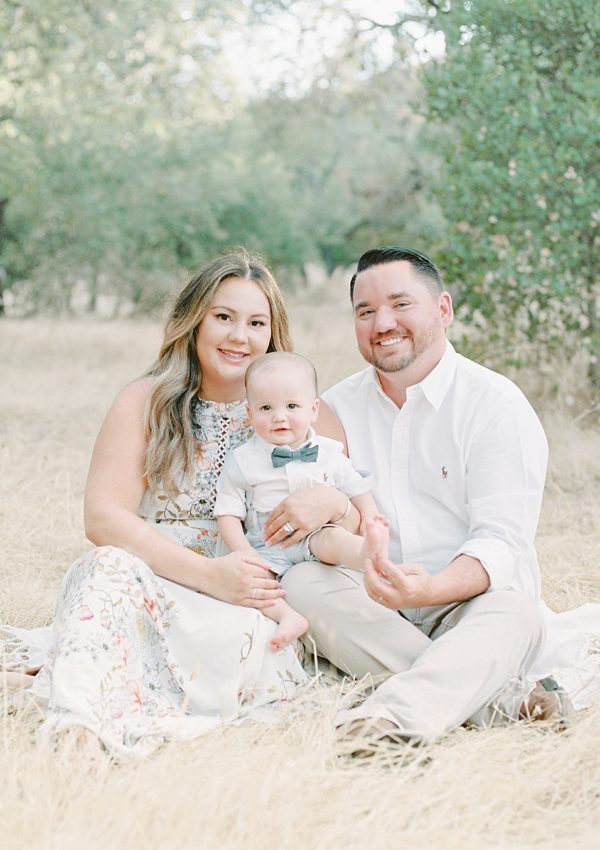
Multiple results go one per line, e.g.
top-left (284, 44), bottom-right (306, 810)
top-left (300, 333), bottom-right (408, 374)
top-left (1, 250), bottom-right (349, 759)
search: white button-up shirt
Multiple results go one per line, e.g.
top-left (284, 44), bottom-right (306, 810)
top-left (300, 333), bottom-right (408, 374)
top-left (322, 341), bottom-right (547, 599)
top-left (214, 429), bottom-right (370, 519)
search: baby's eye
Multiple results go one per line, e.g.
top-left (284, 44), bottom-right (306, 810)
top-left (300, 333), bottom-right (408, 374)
top-left (287, 403), bottom-right (299, 409)
top-left (259, 404), bottom-right (271, 411)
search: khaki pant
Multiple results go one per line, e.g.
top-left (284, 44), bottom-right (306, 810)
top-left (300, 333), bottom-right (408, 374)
top-left (282, 562), bottom-right (545, 741)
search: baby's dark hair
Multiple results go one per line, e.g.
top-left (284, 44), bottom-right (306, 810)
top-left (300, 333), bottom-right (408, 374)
top-left (245, 351), bottom-right (318, 398)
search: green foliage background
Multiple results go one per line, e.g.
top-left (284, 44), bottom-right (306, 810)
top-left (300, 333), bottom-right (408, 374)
top-left (1, 1), bottom-right (598, 385)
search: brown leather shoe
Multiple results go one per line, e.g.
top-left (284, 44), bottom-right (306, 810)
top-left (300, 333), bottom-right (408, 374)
top-left (519, 677), bottom-right (574, 727)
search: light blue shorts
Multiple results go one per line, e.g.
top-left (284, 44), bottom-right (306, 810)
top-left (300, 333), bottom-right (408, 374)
top-left (245, 511), bottom-right (318, 577)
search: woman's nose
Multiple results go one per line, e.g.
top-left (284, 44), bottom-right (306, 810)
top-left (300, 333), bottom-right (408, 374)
top-left (228, 321), bottom-right (248, 343)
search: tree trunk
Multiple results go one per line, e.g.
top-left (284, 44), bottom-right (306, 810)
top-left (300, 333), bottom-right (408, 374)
top-left (0, 198), bottom-right (7, 317)
top-left (88, 271), bottom-right (98, 313)
top-left (588, 286), bottom-right (600, 390)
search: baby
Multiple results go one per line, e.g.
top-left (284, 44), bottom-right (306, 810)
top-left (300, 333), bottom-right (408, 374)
top-left (215, 351), bottom-right (389, 651)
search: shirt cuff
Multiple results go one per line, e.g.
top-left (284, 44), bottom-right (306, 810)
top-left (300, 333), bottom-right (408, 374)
top-left (213, 497), bottom-right (246, 520)
top-left (452, 537), bottom-right (516, 592)
top-left (341, 476), bottom-right (372, 499)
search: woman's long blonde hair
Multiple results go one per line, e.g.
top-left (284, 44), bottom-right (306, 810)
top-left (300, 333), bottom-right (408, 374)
top-left (144, 249), bottom-right (292, 494)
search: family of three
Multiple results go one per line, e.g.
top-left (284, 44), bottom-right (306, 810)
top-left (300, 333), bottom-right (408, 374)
top-left (1, 245), bottom-right (586, 759)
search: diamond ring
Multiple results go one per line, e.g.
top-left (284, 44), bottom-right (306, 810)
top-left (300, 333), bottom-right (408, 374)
top-left (283, 521), bottom-right (296, 535)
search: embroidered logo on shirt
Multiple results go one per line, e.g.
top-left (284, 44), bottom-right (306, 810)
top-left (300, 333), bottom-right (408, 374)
top-left (442, 466), bottom-right (448, 479)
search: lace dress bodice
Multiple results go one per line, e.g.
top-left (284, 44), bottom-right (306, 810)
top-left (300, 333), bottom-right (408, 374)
top-left (137, 397), bottom-right (252, 556)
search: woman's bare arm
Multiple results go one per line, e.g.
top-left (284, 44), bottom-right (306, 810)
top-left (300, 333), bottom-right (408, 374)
top-left (84, 379), bottom-right (282, 607)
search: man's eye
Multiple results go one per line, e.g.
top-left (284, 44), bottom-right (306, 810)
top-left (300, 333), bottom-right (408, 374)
top-left (358, 309), bottom-right (373, 318)
top-left (394, 302), bottom-right (410, 309)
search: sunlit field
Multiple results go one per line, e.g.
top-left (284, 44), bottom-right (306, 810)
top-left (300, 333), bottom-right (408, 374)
top-left (1, 288), bottom-right (599, 850)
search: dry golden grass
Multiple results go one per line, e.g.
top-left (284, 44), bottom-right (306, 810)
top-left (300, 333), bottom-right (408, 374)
top-left (1, 299), bottom-right (600, 850)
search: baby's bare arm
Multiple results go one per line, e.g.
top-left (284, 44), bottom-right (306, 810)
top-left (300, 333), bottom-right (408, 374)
top-left (217, 515), bottom-right (253, 552)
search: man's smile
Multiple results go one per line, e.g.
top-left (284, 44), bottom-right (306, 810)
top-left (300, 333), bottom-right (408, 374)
top-left (374, 335), bottom-right (409, 348)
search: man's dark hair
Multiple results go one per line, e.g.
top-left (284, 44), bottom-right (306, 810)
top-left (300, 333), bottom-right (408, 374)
top-left (349, 246), bottom-right (443, 302)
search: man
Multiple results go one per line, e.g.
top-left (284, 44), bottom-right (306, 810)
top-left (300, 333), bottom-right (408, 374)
top-left (282, 245), bottom-right (563, 745)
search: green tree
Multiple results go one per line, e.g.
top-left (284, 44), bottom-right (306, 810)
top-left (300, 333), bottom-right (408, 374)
top-left (422, 0), bottom-right (600, 386)
top-left (0, 0), bottom-right (244, 311)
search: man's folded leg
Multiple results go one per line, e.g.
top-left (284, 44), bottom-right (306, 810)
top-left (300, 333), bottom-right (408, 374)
top-left (282, 561), bottom-right (430, 679)
top-left (335, 590), bottom-right (545, 742)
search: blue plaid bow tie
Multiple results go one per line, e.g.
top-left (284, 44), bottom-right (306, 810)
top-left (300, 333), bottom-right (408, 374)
top-left (271, 444), bottom-right (319, 468)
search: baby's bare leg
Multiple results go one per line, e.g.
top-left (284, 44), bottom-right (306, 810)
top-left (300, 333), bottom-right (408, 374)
top-left (309, 514), bottom-right (390, 572)
top-left (262, 598), bottom-right (309, 652)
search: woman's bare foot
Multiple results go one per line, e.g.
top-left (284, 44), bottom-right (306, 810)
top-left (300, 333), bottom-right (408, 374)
top-left (1, 671), bottom-right (35, 690)
top-left (56, 726), bottom-right (110, 772)
top-left (270, 605), bottom-right (309, 652)
top-left (361, 514), bottom-right (390, 569)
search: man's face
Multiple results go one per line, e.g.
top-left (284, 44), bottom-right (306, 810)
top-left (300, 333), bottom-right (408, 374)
top-left (353, 261), bottom-right (453, 375)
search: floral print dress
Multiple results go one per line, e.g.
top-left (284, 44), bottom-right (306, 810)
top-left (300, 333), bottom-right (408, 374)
top-left (1, 398), bottom-right (306, 758)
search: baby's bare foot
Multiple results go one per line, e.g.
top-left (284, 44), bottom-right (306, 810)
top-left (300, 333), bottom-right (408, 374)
top-left (362, 514), bottom-right (390, 568)
top-left (270, 607), bottom-right (308, 652)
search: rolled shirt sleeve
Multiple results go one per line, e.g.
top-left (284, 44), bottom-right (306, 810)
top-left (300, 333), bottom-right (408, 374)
top-left (214, 453), bottom-right (248, 519)
top-left (452, 395), bottom-right (548, 592)
top-left (334, 454), bottom-right (372, 499)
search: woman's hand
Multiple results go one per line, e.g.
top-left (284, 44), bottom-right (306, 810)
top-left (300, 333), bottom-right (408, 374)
top-left (262, 486), bottom-right (347, 548)
top-left (209, 549), bottom-right (285, 609)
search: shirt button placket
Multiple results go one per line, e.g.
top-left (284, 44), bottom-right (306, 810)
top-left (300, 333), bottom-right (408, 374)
top-left (391, 398), bottom-right (422, 566)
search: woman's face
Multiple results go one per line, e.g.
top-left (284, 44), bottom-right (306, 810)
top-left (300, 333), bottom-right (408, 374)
top-left (195, 276), bottom-right (272, 401)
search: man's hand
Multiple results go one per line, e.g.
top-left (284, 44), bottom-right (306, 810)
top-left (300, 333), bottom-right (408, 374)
top-left (364, 556), bottom-right (435, 609)
top-left (364, 552), bottom-right (491, 609)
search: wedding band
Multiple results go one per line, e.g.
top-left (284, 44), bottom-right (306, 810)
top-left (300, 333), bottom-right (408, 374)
top-left (283, 521), bottom-right (295, 534)
top-left (251, 588), bottom-right (258, 599)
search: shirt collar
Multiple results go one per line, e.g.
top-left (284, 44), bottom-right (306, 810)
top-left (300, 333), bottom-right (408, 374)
top-left (366, 340), bottom-right (457, 411)
top-left (408, 340), bottom-right (457, 410)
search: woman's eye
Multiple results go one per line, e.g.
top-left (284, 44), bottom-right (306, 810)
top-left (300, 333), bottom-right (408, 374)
top-left (250, 320), bottom-right (266, 327)
top-left (216, 313), bottom-right (231, 321)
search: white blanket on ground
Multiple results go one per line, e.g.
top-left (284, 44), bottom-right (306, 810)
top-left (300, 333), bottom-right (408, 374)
top-left (4, 602), bottom-right (600, 711)
top-left (527, 602), bottom-right (600, 710)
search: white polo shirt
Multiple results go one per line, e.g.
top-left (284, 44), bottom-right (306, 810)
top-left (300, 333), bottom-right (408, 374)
top-left (322, 341), bottom-right (548, 599)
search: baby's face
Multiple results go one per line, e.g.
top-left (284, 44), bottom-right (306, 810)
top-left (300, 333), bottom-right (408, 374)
top-left (247, 366), bottom-right (319, 448)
